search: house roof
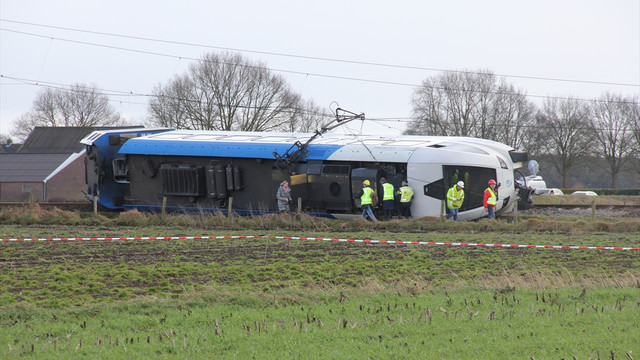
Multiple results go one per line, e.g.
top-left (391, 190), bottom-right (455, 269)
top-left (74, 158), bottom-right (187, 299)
top-left (0, 143), bottom-right (22, 153)
top-left (18, 127), bottom-right (98, 153)
top-left (0, 153), bottom-right (74, 182)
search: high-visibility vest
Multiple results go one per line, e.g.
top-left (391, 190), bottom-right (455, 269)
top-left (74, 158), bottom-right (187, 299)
top-left (485, 187), bottom-right (497, 206)
top-left (382, 183), bottom-right (394, 201)
top-left (398, 186), bottom-right (414, 203)
top-left (361, 187), bottom-right (373, 205)
top-left (447, 186), bottom-right (464, 209)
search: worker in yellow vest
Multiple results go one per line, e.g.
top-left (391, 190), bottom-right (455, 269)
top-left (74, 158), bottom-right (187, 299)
top-left (445, 181), bottom-right (465, 221)
top-left (357, 180), bottom-right (377, 222)
top-left (483, 179), bottom-right (498, 219)
top-left (379, 177), bottom-right (395, 220)
top-left (397, 180), bottom-right (414, 218)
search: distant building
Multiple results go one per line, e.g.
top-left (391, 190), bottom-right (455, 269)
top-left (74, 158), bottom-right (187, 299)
top-left (0, 152), bottom-right (85, 202)
top-left (0, 126), bottom-right (138, 203)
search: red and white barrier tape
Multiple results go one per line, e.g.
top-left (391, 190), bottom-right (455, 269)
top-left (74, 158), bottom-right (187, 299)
top-left (1, 235), bottom-right (639, 251)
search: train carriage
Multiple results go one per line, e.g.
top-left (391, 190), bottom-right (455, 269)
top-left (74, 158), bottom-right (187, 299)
top-left (81, 128), bottom-right (532, 220)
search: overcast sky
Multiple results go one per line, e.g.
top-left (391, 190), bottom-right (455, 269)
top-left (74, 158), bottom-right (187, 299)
top-left (1, 0), bottom-right (638, 138)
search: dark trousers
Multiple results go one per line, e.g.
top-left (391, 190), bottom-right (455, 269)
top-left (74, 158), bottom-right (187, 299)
top-left (399, 202), bottom-right (411, 218)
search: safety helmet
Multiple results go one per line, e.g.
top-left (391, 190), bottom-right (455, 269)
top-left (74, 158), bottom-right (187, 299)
top-left (456, 181), bottom-right (464, 188)
top-left (363, 180), bottom-right (370, 186)
top-left (488, 179), bottom-right (496, 185)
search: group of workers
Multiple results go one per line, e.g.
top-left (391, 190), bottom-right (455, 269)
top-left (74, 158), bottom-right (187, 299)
top-left (357, 178), bottom-right (414, 222)
top-left (445, 178), bottom-right (499, 220)
top-left (278, 176), bottom-right (499, 221)
top-left (360, 177), bottom-right (499, 222)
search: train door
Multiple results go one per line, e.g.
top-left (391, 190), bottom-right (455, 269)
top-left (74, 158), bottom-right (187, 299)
top-left (442, 166), bottom-right (496, 211)
top-left (405, 162), bottom-right (443, 218)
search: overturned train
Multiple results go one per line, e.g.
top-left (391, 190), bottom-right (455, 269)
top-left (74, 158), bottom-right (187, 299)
top-left (81, 128), bottom-right (533, 220)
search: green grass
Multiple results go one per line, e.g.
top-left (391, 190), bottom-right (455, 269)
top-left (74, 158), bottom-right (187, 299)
top-left (1, 210), bottom-right (639, 358)
top-left (0, 288), bottom-right (637, 359)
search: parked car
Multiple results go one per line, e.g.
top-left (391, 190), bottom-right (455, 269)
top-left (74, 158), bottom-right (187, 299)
top-left (535, 188), bottom-right (564, 196)
top-left (571, 191), bottom-right (598, 196)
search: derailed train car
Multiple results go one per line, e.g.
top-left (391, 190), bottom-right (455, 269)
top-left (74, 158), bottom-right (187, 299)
top-left (81, 128), bottom-right (533, 220)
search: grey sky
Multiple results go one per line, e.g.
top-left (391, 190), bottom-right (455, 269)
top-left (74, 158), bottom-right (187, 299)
top-left (1, 0), bottom-right (638, 138)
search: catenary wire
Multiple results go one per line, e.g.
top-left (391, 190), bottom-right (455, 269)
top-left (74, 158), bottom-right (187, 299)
top-left (1, 18), bottom-right (639, 88)
top-left (1, 26), bottom-right (639, 110)
top-left (1, 74), bottom-right (638, 132)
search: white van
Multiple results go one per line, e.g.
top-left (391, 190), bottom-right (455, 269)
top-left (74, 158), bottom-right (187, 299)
top-left (535, 188), bottom-right (564, 196)
top-left (524, 175), bottom-right (547, 190)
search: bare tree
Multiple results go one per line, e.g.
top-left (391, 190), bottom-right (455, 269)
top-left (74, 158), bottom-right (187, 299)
top-left (629, 99), bottom-right (640, 176)
top-left (282, 99), bottom-right (332, 133)
top-left (535, 97), bottom-right (591, 187)
top-left (11, 84), bottom-right (126, 140)
top-left (148, 52), bottom-right (304, 132)
top-left (490, 83), bottom-right (537, 150)
top-left (407, 70), bottom-right (536, 149)
top-left (0, 134), bottom-right (11, 145)
top-left (589, 93), bottom-right (636, 188)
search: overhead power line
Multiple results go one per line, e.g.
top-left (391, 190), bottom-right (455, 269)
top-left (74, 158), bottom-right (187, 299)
top-left (3, 29), bottom-right (640, 106)
top-left (1, 18), bottom-right (639, 88)
top-left (2, 74), bottom-right (637, 135)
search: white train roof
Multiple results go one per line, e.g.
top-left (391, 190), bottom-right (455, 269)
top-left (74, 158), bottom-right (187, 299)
top-left (115, 129), bottom-right (520, 165)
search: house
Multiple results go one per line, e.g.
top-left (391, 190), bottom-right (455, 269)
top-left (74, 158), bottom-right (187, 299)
top-left (0, 152), bottom-right (85, 202)
top-left (0, 126), bottom-right (136, 203)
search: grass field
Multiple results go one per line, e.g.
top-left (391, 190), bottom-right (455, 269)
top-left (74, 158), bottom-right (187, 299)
top-left (533, 194), bottom-right (640, 206)
top-left (0, 207), bottom-right (639, 359)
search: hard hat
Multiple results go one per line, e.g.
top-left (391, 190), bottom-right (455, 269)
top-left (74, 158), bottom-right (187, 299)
top-left (488, 179), bottom-right (496, 185)
top-left (363, 180), bottom-right (370, 186)
top-left (456, 181), bottom-right (464, 188)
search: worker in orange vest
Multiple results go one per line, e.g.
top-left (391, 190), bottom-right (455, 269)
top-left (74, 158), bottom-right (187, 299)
top-left (483, 179), bottom-right (498, 219)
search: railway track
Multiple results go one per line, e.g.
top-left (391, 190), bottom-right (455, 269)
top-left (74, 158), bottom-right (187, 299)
top-left (531, 204), bottom-right (640, 209)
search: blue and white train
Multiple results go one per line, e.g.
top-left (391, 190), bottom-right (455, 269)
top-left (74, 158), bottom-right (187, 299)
top-left (81, 127), bottom-right (533, 220)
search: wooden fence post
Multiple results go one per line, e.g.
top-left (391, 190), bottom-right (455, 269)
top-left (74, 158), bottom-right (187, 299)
top-left (162, 196), bottom-right (167, 217)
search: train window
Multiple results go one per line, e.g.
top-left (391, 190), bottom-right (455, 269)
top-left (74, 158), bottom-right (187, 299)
top-left (314, 138), bottom-right (347, 144)
top-left (437, 143), bottom-right (488, 154)
top-left (359, 139), bottom-right (388, 145)
top-left (442, 166), bottom-right (496, 211)
top-left (322, 165), bottom-right (350, 174)
top-left (255, 136), bottom-right (299, 143)
top-left (112, 158), bottom-right (129, 184)
top-left (189, 134), bottom-right (225, 141)
top-left (150, 133), bottom-right (192, 139)
top-left (388, 140), bottom-right (429, 147)
top-left (496, 156), bottom-right (508, 169)
top-left (220, 136), bottom-right (255, 141)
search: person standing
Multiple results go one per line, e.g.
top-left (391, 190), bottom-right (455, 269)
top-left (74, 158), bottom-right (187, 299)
top-left (357, 180), bottom-right (377, 222)
top-left (397, 180), bottom-right (414, 218)
top-left (483, 179), bottom-right (498, 220)
top-left (379, 178), bottom-right (395, 220)
top-left (277, 180), bottom-right (293, 213)
top-left (445, 181), bottom-right (465, 221)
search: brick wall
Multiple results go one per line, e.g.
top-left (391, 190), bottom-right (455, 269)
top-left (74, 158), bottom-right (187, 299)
top-left (0, 182), bottom-right (44, 202)
top-left (46, 155), bottom-right (87, 202)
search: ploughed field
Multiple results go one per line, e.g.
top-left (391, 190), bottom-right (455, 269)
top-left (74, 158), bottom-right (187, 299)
top-left (2, 229), bottom-right (639, 306)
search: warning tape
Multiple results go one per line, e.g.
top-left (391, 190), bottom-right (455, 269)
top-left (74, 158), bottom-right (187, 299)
top-left (1, 235), bottom-right (639, 251)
